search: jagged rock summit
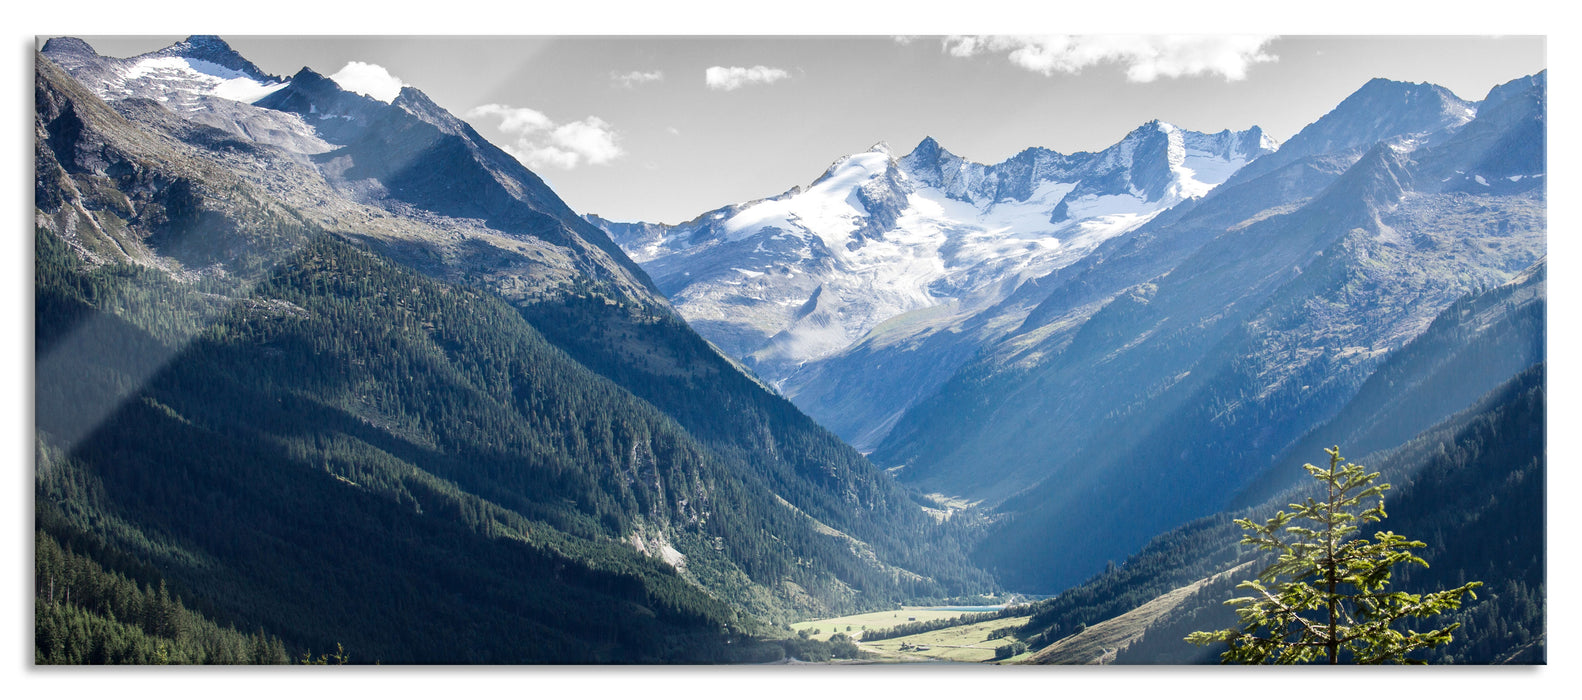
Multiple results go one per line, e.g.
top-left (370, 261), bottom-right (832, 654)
top-left (150, 35), bottom-right (282, 84)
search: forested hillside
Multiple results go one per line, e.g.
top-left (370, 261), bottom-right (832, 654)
top-left (35, 524), bottom-right (293, 665)
top-left (37, 228), bottom-right (748, 661)
top-left (33, 42), bottom-right (996, 664)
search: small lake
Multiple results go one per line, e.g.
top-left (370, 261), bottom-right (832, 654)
top-left (919, 605), bottom-right (1006, 612)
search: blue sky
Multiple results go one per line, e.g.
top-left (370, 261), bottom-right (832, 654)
top-left (64, 32), bottom-right (1544, 224)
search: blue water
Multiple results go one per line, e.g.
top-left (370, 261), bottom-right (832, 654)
top-left (921, 605), bottom-right (1005, 612)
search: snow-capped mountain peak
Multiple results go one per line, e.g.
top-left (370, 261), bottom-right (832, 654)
top-left (152, 35), bottom-right (280, 85)
top-left (594, 122), bottom-right (1275, 381)
top-left (901, 135), bottom-right (946, 164)
top-left (42, 34), bottom-right (288, 109)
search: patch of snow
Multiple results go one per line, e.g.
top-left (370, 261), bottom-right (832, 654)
top-left (1062, 192), bottom-right (1152, 220)
top-left (722, 151), bottom-right (890, 248)
top-left (212, 77), bottom-right (287, 103)
top-left (1179, 149), bottom-right (1248, 196)
top-left (120, 56), bottom-right (285, 105)
top-left (122, 55), bottom-right (233, 81)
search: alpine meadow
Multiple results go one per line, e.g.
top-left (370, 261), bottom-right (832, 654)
top-left (30, 32), bottom-right (1547, 669)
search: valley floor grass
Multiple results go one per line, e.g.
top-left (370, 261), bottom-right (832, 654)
top-left (791, 607), bottom-right (1030, 663)
top-left (857, 616), bottom-right (1031, 663)
top-left (789, 607), bottom-right (982, 641)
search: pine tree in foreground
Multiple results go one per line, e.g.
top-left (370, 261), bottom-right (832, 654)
top-left (1186, 447), bottom-right (1481, 664)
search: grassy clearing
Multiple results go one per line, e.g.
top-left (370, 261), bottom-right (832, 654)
top-left (858, 615), bottom-right (1031, 663)
top-left (919, 493), bottom-right (982, 522)
top-left (789, 607), bottom-right (979, 641)
top-left (790, 606), bottom-right (1030, 664)
top-left (797, 608), bottom-right (1031, 661)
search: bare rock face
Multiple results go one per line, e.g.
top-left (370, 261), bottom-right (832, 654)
top-left (35, 54), bottom-right (310, 275)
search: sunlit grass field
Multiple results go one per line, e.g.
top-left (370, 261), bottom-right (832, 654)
top-left (791, 608), bottom-right (1031, 663)
top-left (859, 615), bottom-right (1031, 663)
top-left (788, 607), bottom-right (975, 641)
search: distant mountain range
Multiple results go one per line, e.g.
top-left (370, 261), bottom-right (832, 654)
top-left (591, 122), bottom-right (1277, 448)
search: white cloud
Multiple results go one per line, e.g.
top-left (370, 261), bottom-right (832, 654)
top-left (941, 35), bottom-right (1278, 82)
top-left (944, 35), bottom-right (985, 58)
top-left (704, 65), bottom-right (790, 91)
top-left (328, 61), bottom-right (407, 102)
top-left (612, 70), bottom-right (664, 87)
top-left (465, 103), bottom-right (623, 170)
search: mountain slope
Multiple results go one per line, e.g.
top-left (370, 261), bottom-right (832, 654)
top-left (1235, 258), bottom-right (1545, 507)
top-left (876, 73), bottom-right (1544, 592)
top-left (1228, 77), bottom-right (1475, 184)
